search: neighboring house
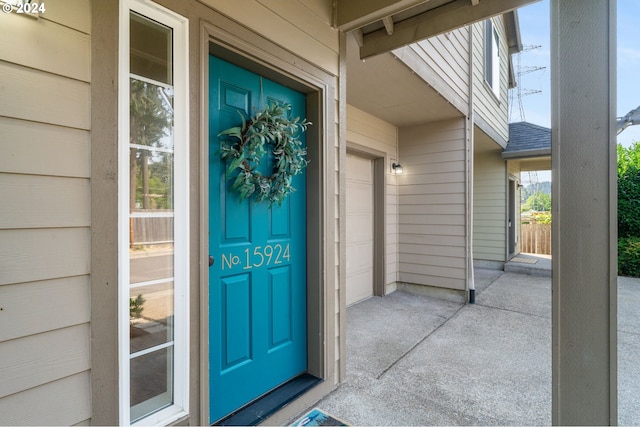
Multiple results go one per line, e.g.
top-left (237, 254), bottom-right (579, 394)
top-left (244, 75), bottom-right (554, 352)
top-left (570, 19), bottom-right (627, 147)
top-left (0, 1), bottom-right (535, 425)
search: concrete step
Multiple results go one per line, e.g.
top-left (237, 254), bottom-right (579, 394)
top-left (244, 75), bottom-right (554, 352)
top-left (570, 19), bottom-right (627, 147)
top-left (504, 253), bottom-right (551, 277)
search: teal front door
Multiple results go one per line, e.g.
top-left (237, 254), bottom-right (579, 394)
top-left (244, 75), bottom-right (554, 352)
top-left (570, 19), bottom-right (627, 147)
top-left (208, 55), bottom-right (308, 423)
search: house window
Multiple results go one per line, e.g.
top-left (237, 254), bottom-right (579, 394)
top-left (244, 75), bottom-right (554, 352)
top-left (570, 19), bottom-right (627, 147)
top-left (484, 19), bottom-right (500, 98)
top-left (118, 1), bottom-right (189, 425)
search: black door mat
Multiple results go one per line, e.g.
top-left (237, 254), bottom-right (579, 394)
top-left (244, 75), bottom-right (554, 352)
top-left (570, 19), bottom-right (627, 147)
top-left (216, 374), bottom-right (321, 426)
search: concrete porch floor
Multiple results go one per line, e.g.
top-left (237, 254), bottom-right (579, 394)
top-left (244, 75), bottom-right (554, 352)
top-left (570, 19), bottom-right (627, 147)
top-left (294, 269), bottom-right (640, 425)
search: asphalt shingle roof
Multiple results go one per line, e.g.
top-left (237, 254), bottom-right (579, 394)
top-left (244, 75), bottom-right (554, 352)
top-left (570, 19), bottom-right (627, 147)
top-left (503, 121), bottom-right (551, 159)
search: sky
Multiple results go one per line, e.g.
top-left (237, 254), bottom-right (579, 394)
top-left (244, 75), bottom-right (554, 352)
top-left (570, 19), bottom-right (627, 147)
top-left (512, 0), bottom-right (640, 185)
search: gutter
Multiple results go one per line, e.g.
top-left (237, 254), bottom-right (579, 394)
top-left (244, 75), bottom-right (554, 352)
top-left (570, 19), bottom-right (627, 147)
top-left (466, 23), bottom-right (476, 304)
top-left (502, 148), bottom-right (551, 159)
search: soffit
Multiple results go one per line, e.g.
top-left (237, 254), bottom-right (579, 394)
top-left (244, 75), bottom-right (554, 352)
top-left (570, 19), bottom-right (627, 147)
top-left (346, 33), bottom-right (460, 127)
top-left (474, 125), bottom-right (503, 153)
top-left (519, 156), bottom-right (551, 171)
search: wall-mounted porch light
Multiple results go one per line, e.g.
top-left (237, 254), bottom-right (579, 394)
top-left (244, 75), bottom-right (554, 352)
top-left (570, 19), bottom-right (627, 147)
top-left (392, 162), bottom-right (403, 175)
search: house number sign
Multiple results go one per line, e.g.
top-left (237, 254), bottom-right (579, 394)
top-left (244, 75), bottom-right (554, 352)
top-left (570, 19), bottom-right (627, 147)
top-left (221, 243), bottom-right (291, 270)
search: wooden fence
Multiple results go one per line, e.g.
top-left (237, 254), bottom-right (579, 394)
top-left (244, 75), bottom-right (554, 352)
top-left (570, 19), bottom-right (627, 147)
top-left (520, 223), bottom-right (552, 255)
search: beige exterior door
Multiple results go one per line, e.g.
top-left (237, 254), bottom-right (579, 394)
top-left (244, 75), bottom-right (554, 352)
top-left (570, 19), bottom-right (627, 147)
top-left (346, 152), bottom-right (374, 305)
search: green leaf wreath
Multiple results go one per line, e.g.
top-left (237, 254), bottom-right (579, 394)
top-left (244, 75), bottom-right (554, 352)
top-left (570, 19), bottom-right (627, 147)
top-left (218, 102), bottom-right (311, 205)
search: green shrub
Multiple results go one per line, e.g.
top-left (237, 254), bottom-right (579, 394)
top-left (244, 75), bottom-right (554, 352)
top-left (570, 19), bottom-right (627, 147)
top-left (531, 211), bottom-right (552, 224)
top-left (618, 143), bottom-right (640, 238)
top-left (618, 237), bottom-right (640, 277)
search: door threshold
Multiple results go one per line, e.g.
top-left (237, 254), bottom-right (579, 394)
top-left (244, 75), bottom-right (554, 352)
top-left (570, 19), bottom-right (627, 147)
top-left (215, 373), bottom-right (322, 426)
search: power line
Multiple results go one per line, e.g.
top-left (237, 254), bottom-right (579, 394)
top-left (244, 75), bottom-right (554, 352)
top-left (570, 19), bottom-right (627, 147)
top-left (509, 45), bottom-right (546, 122)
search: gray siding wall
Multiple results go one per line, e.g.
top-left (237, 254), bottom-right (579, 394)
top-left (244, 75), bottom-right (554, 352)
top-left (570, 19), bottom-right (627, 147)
top-left (473, 149), bottom-right (507, 262)
top-left (398, 118), bottom-right (467, 291)
top-left (472, 16), bottom-right (509, 146)
top-left (0, 2), bottom-right (92, 425)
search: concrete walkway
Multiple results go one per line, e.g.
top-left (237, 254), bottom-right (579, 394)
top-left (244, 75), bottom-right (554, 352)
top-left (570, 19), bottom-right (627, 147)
top-left (297, 269), bottom-right (640, 426)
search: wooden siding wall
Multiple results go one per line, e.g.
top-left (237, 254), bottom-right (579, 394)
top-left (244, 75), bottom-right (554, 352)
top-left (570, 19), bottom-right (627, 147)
top-left (347, 105), bottom-right (399, 288)
top-left (398, 119), bottom-right (467, 291)
top-left (473, 149), bottom-right (507, 262)
top-left (201, 0), bottom-right (339, 76)
top-left (0, 2), bottom-right (92, 425)
top-left (471, 17), bottom-right (509, 145)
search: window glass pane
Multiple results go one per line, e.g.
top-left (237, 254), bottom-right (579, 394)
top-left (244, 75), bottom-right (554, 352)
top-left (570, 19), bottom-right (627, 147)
top-left (130, 12), bottom-right (172, 84)
top-left (484, 20), bottom-right (492, 80)
top-left (130, 79), bottom-right (174, 149)
top-left (130, 215), bottom-right (174, 249)
top-left (126, 7), bottom-right (184, 424)
top-left (129, 148), bottom-right (174, 211)
top-left (130, 78), bottom-right (175, 216)
top-left (130, 346), bottom-right (174, 422)
top-left (491, 30), bottom-right (500, 96)
top-left (129, 281), bottom-right (174, 353)
top-left (130, 247), bottom-right (174, 284)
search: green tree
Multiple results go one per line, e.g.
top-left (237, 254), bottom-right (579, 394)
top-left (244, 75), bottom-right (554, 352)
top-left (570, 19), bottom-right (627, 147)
top-left (522, 190), bottom-right (551, 212)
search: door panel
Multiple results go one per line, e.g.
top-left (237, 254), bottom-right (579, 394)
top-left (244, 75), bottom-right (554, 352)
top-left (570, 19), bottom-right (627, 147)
top-left (208, 55), bottom-right (307, 423)
top-left (508, 179), bottom-right (516, 256)
top-left (220, 273), bottom-right (252, 371)
top-left (346, 153), bottom-right (374, 305)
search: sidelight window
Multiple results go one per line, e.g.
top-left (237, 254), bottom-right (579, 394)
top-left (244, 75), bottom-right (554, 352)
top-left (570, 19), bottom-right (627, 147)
top-left (118, 1), bottom-right (189, 425)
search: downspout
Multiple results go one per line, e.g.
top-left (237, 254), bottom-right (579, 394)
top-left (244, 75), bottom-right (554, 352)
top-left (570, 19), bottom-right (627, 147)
top-left (466, 24), bottom-right (476, 304)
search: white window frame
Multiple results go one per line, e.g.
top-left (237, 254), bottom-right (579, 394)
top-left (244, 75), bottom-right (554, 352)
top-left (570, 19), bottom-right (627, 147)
top-left (117, 0), bottom-right (189, 425)
top-left (484, 19), bottom-right (501, 99)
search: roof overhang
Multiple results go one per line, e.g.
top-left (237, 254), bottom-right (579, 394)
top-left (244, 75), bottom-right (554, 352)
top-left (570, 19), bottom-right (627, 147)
top-left (337, 0), bottom-right (538, 60)
top-left (502, 148), bottom-right (551, 160)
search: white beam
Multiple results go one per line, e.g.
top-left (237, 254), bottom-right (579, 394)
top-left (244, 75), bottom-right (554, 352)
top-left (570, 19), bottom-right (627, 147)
top-left (336, 0), bottom-right (428, 32)
top-left (551, 0), bottom-right (617, 424)
top-left (360, 0), bottom-right (538, 59)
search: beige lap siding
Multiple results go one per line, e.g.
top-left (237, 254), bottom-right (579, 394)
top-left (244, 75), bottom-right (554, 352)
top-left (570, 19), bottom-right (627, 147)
top-left (398, 118), bottom-right (467, 291)
top-left (0, 3), bottom-right (92, 425)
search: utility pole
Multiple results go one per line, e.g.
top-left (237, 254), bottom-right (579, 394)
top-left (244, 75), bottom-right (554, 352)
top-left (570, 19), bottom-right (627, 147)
top-left (617, 105), bottom-right (640, 134)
